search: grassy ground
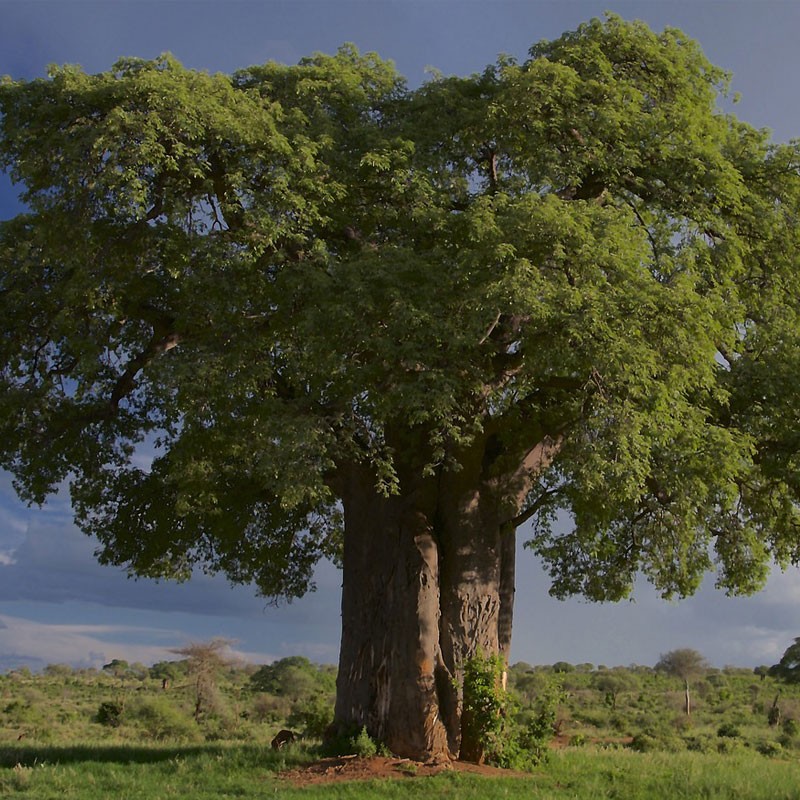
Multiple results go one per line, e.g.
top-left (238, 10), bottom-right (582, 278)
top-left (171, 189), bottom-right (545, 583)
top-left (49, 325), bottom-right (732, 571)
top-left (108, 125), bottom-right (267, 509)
top-left (2, 742), bottom-right (800, 799)
top-left (3, 662), bottom-right (800, 797)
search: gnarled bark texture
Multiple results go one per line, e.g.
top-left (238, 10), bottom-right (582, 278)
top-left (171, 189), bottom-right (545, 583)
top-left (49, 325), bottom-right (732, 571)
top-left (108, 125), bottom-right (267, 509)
top-left (332, 434), bottom-right (558, 761)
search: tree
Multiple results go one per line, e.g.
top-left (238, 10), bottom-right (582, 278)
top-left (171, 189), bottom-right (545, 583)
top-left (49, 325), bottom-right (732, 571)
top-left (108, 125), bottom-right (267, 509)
top-left (770, 638), bottom-right (800, 683)
top-left (593, 670), bottom-right (636, 710)
top-left (102, 658), bottom-right (130, 679)
top-left (754, 665), bottom-right (770, 682)
top-left (655, 648), bottom-right (710, 716)
top-left (149, 659), bottom-right (188, 688)
top-left (249, 656), bottom-right (335, 699)
top-left (170, 639), bottom-right (236, 722)
top-left (1, 15), bottom-right (800, 761)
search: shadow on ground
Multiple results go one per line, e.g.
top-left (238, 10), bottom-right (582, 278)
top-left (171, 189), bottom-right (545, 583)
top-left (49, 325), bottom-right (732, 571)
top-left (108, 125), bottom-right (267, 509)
top-left (0, 742), bottom-right (273, 768)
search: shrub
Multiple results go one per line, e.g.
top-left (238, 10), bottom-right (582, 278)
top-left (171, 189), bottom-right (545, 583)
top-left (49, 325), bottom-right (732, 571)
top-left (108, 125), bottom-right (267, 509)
top-left (351, 726), bottom-right (378, 757)
top-left (461, 651), bottom-right (507, 763)
top-left (3, 697), bottom-right (46, 727)
top-left (251, 693), bottom-right (290, 724)
top-left (717, 721), bottom-right (740, 738)
top-left (684, 733), bottom-right (716, 753)
top-left (629, 728), bottom-right (683, 753)
top-left (630, 732), bottom-right (659, 753)
top-left (287, 694), bottom-right (334, 739)
top-left (96, 701), bottom-right (124, 727)
top-left (717, 737), bottom-right (745, 754)
top-left (756, 739), bottom-right (783, 757)
top-left (128, 697), bottom-right (200, 742)
top-left (460, 652), bottom-right (565, 770)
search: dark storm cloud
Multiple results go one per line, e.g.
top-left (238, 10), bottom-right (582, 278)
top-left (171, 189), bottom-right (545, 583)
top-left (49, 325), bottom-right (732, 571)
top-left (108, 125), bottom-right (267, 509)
top-left (0, 516), bottom-right (339, 622)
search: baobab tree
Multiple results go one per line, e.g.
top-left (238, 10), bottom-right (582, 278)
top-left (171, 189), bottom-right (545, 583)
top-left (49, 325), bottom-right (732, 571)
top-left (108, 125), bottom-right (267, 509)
top-left (2, 15), bottom-right (800, 760)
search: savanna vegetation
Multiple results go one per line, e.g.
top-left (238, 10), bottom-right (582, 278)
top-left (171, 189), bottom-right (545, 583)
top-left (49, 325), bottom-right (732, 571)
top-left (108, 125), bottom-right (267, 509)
top-left (3, 644), bottom-right (800, 797)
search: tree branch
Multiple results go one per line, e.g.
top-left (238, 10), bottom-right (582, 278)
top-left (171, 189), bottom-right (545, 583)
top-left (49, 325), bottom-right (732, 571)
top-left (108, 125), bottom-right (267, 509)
top-left (507, 485), bottom-right (563, 529)
top-left (108, 330), bottom-right (180, 413)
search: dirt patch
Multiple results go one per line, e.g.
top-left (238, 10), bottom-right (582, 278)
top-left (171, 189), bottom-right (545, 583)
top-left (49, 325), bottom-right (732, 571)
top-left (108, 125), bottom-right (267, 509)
top-left (279, 754), bottom-right (529, 786)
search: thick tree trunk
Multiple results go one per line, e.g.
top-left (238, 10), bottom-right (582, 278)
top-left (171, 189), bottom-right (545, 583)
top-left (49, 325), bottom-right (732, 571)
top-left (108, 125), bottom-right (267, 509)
top-left (437, 484), bottom-right (505, 761)
top-left (333, 458), bottom-right (517, 762)
top-left (333, 466), bottom-right (451, 760)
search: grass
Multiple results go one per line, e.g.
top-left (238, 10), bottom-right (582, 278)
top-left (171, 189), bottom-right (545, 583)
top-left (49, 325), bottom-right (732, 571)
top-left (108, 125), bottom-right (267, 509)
top-left (3, 662), bottom-right (800, 797)
top-left (2, 743), bottom-right (800, 799)
top-left (0, 741), bottom-right (311, 798)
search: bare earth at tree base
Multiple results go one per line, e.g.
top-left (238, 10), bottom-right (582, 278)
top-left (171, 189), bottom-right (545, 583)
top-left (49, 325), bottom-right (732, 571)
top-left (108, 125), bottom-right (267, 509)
top-left (279, 755), bottom-right (531, 786)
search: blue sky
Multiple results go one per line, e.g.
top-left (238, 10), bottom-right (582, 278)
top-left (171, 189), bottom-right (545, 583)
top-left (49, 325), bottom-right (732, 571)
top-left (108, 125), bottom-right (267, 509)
top-left (1, 0), bottom-right (800, 672)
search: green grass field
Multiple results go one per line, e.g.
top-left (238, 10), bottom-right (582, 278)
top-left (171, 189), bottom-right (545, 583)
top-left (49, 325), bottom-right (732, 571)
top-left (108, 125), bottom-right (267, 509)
top-left (2, 742), bottom-right (800, 799)
top-left (2, 657), bottom-right (800, 798)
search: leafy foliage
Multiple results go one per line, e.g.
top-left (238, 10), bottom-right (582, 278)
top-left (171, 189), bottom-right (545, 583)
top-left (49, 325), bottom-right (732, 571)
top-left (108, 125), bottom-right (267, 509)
top-left (771, 638), bottom-right (800, 683)
top-left (655, 649), bottom-right (711, 682)
top-left (461, 651), bottom-right (508, 763)
top-left (96, 700), bottom-right (124, 727)
top-left (169, 639), bottom-right (236, 722)
top-left (461, 651), bottom-right (562, 769)
top-left (287, 694), bottom-right (334, 739)
top-left (0, 15), bottom-right (798, 613)
top-left (249, 656), bottom-right (335, 698)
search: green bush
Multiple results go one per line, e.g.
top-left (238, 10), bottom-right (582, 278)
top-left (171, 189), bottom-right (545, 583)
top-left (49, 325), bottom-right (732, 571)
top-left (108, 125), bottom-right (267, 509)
top-left (717, 721), bottom-right (741, 738)
top-left (629, 728), bottom-right (683, 753)
top-left (3, 697), bottom-right (46, 728)
top-left (96, 700), bottom-right (124, 727)
top-left (684, 733), bottom-right (717, 753)
top-left (351, 726), bottom-right (378, 757)
top-left (287, 693), bottom-right (333, 738)
top-left (756, 739), bottom-right (783, 757)
top-left (461, 651), bottom-right (508, 763)
top-left (716, 736), bottom-right (746, 754)
top-left (128, 697), bottom-right (201, 742)
top-left (630, 732), bottom-right (659, 753)
top-left (250, 693), bottom-right (290, 724)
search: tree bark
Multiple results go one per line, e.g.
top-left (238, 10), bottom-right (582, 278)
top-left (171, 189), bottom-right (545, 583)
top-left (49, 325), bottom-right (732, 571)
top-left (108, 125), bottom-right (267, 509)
top-left (332, 452), bottom-right (518, 762)
top-left (333, 465), bottom-right (451, 760)
top-left (437, 482), bottom-right (505, 761)
top-left (329, 422), bottom-right (563, 762)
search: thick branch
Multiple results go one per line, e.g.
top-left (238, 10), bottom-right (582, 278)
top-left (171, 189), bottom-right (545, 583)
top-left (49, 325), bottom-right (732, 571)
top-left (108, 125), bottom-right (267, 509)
top-left (108, 330), bottom-right (180, 412)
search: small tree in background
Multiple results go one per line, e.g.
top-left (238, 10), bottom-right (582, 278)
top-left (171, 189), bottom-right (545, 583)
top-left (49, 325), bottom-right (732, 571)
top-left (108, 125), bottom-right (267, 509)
top-left (102, 659), bottom-right (130, 679)
top-left (593, 670), bottom-right (635, 711)
top-left (249, 656), bottom-right (334, 700)
top-left (149, 660), bottom-right (188, 689)
top-left (655, 648), bottom-right (710, 717)
top-left (170, 638), bottom-right (236, 723)
top-left (754, 665), bottom-right (771, 682)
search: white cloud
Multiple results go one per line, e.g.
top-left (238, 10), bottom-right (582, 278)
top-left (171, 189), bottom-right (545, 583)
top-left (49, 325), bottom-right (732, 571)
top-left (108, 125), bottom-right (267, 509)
top-left (0, 612), bottom-right (324, 672)
top-left (0, 614), bottom-right (178, 670)
top-left (757, 566), bottom-right (800, 606)
top-left (718, 625), bottom-right (792, 665)
top-left (0, 551), bottom-right (16, 566)
top-left (0, 508), bottom-right (28, 536)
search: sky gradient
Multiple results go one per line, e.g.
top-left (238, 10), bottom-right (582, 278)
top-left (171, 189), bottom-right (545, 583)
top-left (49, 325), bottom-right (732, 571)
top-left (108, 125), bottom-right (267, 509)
top-left (1, 0), bottom-right (800, 673)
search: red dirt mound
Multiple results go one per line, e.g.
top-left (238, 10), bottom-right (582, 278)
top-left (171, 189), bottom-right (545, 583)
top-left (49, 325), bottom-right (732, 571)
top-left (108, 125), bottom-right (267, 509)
top-left (279, 754), bottom-right (529, 786)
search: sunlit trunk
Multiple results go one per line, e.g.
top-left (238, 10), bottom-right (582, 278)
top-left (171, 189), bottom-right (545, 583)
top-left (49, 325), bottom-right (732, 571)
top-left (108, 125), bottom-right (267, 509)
top-left (332, 459), bottom-right (516, 762)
